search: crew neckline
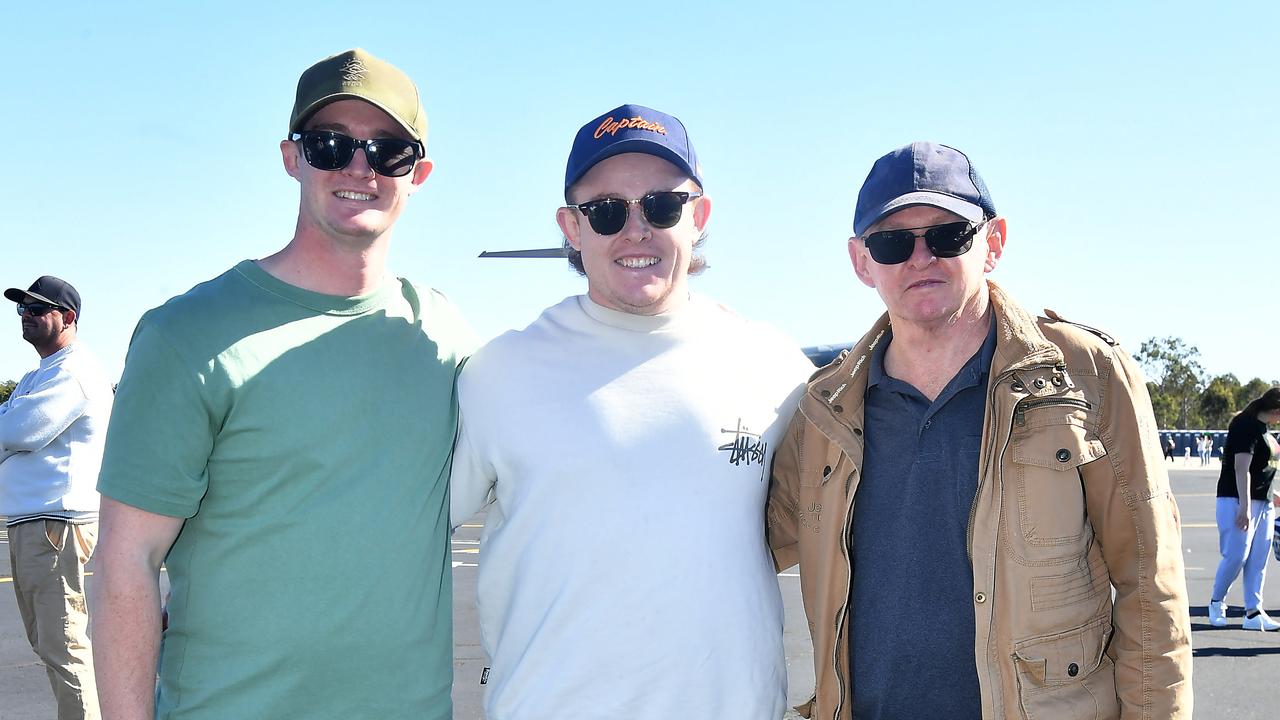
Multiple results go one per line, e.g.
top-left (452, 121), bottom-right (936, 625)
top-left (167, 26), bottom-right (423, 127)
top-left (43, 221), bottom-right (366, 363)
top-left (576, 294), bottom-right (702, 333)
top-left (234, 260), bottom-right (399, 316)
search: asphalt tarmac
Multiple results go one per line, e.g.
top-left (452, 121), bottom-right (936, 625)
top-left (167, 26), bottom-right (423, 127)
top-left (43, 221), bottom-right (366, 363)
top-left (1, 464), bottom-right (1276, 719)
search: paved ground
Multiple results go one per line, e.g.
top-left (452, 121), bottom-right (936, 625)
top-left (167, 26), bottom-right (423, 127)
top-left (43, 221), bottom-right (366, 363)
top-left (2, 463), bottom-right (1276, 718)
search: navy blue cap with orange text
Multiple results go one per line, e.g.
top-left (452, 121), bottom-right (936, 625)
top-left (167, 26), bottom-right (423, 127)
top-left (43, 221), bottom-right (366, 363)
top-left (564, 104), bottom-right (702, 199)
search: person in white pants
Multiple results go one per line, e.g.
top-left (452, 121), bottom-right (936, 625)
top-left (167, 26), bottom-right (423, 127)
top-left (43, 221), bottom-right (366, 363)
top-left (1208, 388), bottom-right (1280, 631)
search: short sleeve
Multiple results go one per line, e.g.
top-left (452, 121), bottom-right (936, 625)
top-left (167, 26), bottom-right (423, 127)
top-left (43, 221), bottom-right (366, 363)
top-left (449, 369), bottom-right (497, 529)
top-left (1223, 420), bottom-right (1258, 458)
top-left (97, 320), bottom-right (219, 518)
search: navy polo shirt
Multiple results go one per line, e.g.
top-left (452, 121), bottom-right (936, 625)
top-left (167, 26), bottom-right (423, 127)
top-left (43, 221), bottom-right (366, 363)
top-left (848, 317), bottom-right (995, 720)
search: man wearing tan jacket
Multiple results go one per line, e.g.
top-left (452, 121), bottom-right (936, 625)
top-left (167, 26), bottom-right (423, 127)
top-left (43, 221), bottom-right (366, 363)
top-left (767, 142), bottom-right (1192, 719)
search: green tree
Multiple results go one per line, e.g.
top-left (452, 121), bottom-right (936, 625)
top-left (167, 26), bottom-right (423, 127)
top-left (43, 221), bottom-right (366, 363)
top-left (1137, 337), bottom-right (1205, 429)
top-left (1199, 374), bottom-right (1240, 429)
top-left (1147, 382), bottom-right (1179, 429)
top-left (0, 379), bottom-right (15, 405)
top-left (1237, 377), bottom-right (1273, 408)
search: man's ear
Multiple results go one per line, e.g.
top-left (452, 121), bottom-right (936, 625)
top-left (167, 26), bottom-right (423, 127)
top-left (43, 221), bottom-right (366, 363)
top-left (692, 194), bottom-right (711, 231)
top-left (983, 217), bottom-right (1007, 273)
top-left (404, 155), bottom-right (434, 196)
top-left (849, 238), bottom-right (877, 288)
top-left (280, 138), bottom-right (303, 181)
top-left (557, 206), bottom-right (583, 251)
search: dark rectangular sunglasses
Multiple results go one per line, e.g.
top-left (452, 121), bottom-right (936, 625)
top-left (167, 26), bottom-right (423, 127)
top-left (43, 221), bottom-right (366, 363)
top-left (291, 131), bottom-right (425, 178)
top-left (862, 220), bottom-right (985, 265)
top-left (16, 302), bottom-right (63, 316)
top-left (569, 191), bottom-right (702, 236)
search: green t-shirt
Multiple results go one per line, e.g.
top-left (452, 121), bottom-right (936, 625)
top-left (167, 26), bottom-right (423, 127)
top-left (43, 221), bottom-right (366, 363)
top-left (98, 260), bottom-right (472, 720)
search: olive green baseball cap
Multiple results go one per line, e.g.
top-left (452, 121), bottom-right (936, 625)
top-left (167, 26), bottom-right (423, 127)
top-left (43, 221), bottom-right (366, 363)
top-left (289, 48), bottom-right (427, 143)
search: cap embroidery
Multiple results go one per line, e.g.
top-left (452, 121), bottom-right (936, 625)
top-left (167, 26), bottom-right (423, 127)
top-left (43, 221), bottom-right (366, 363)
top-left (340, 58), bottom-right (367, 88)
top-left (593, 115), bottom-right (667, 139)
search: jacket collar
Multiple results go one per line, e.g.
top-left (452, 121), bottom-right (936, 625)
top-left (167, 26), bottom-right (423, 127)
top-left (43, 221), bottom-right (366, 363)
top-left (804, 281), bottom-right (1064, 426)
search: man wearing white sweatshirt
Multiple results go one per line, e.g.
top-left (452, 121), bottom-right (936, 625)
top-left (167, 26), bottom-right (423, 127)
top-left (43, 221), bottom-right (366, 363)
top-left (1, 275), bottom-right (114, 720)
top-left (450, 104), bottom-right (814, 719)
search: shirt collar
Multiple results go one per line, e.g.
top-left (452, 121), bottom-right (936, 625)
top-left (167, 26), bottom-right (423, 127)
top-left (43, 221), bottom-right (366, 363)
top-left (866, 314), bottom-right (997, 396)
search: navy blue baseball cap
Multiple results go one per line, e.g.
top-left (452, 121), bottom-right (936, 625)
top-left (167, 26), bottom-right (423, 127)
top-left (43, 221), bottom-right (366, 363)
top-left (853, 142), bottom-right (996, 236)
top-left (564, 104), bottom-right (702, 199)
top-left (5, 276), bottom-right (82, 318)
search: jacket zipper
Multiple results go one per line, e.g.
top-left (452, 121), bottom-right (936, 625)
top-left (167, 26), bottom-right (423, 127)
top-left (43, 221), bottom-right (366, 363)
top-left (967, 367), bottom-right (1024, 560)
top-left (831, 459), bottom-right (858, 720)
top-left (1013, 397), bottom-right (1092, 427)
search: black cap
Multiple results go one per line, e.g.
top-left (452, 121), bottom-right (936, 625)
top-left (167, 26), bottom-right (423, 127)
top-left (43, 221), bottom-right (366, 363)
top-left (5, 276), bottom-right (82, 318)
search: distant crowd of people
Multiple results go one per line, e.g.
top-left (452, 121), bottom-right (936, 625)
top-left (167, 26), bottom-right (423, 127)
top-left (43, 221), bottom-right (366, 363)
top-left (10, 46), bottom-right (1279, 720)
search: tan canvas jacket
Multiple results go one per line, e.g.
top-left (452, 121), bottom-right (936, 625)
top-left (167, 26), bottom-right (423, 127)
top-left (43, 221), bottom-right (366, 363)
top-left (767, 282), bottom-right (1192, 720)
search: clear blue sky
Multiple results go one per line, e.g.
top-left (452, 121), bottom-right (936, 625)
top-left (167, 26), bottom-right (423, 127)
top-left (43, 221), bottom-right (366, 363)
top-left (3, 1), bottom-right (1275, 387)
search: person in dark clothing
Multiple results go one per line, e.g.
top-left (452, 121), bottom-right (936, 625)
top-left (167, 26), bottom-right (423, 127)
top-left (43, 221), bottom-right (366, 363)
top-left (1207, 387), bottom-right (1280, 630)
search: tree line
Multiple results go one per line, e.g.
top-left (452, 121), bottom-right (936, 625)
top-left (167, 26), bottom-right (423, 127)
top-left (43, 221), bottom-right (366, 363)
top-left (0, 335), bottom-right (1264, 430)
top-left (1137, 337), bottom-right (1275, 430)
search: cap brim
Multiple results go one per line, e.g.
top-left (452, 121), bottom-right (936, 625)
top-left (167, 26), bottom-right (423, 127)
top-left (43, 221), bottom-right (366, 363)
top-left (565, 138), bottom-right (699, 195)
top-left (4, 288), bottom-right (63, 307)
top-left (854, 192), bottom-right (985, 236)
top-left (291, 93), bottom-right (422, 142)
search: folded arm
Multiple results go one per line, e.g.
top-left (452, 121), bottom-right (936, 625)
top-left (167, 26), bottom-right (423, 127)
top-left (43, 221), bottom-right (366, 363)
top-left (0, 372), bottom-right (87, 452)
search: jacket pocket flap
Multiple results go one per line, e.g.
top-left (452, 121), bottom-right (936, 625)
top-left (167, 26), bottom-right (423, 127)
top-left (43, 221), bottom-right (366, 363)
top-left (1012, 423), bottom-right (1106, 470)
top-left (801, 445), bottom-right (853, 488)
top-left (1012, 616), bottom-right (1112, 685)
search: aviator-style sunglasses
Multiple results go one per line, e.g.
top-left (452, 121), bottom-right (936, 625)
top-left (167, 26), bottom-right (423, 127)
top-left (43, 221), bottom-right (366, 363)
top-left (861, 220), bottom-right (987, 265)
top-left (16, 302), bottom-right (64, 317)
top-left (291, 131), bottom-right (425, 178)
top-left (568, 191), bottom-right (703, 236)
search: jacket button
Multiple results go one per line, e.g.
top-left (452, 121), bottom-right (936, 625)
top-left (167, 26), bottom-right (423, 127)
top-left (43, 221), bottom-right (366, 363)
top-left (852, 427), bottom-right (863, 437)
top-left (1067, 662), bottom-right (1079, 677)
top-left (1056, 448), bottom-right (1071, 462)
top-left (833, 404), bottom-right (843, 414)
top-left (974, 592), bottom-right (987, 604)
top-left (1052, 376), bottom-right (1064, 386)
top-left (820, 389), bottom-right (831, 398)
top-left (1011, 381), bottom-right (1025, 392)
top-left (1033, 378), bottom-right (1046, 389)
top-left (822, 466), bottom-right (832, 477)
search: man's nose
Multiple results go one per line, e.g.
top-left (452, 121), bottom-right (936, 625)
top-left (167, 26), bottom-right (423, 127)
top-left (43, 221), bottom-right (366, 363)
top-left (905, 235), bottom-right (937, 267)
top-left (618, 199), bottom-right (650, 241)
top-left (342, 145), bottom-right (376, 179)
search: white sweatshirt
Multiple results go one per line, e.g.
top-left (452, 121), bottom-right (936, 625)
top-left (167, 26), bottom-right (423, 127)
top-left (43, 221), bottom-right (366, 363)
top-left (0, 341), bottom-right (114, 520)
top-left (451, 295), bottom-right (813, 720)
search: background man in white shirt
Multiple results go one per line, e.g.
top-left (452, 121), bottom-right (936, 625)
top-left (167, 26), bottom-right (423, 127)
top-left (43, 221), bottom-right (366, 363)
top-left (1, 275), bottom-right (113, 720)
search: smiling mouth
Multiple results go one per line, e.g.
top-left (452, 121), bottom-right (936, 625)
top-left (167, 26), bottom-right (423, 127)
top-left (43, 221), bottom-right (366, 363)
top-left (334, 190), bottom-right (376, 201)
top-left (617, 257), bottom-right (659, 269)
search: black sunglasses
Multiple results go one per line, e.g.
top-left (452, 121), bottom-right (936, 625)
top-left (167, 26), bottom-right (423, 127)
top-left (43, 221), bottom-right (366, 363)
top-left (568, 191), bottom-right (702, 236)
top-left (862, 220), bottom-right (987, 265)
top-left (16, 302), bottom-right (63, 317)
top-left (291, 131), bottom-right (425, 178)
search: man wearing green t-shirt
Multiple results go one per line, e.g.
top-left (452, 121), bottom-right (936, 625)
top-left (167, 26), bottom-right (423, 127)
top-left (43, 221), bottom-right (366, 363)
top-left (92, 49), bottom-right (471, 720)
